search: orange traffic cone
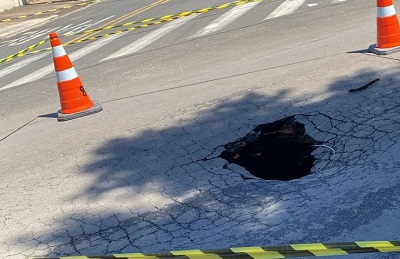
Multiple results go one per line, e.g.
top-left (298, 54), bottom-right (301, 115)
top-left (369, 0), bottom-right (400, 54)
top-left (49, 32), bottom-right (102, 121)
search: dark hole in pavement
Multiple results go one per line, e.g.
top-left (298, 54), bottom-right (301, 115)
top-left (220, 116), bottom-right (321, 181)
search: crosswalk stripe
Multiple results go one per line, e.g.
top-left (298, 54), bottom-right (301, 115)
top-left (0, 52), bottom-right (49, 80)
top-left (0, 33), bottom-right (123, 91)
top-left (100, 15), bottom-right (199, 62)
top-left (1, 0), bottom-right (336, 90)
top-left (264, 0), bottom-right (306, 20)
top-left (191, 1), bottom-right (260, 38)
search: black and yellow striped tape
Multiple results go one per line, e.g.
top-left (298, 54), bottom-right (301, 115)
top-left (24, 241), bottom-right (400, 259)
top-left (0, 0), bottom-right (101, 22)
top-left (63, 0), bottom-right (262, 37)
top-left (0, 39), bottom-right (48, 64)
top-left (1, 0), bottom-right (261, 64)
top-left (23, 19), bottom-right (172, 57)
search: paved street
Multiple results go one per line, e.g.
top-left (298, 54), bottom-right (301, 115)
top-left (0, 0), bottom-right (354, 91)
top-left (2, 0), bottom-right (400, 258)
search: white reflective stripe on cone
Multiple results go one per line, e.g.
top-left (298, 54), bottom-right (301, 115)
top-left (52, 45), bottom-right (67, 57)
top-left (56, 67), bottom-right (78, 82)
top-left (377, 5), bottom-right (396, 18)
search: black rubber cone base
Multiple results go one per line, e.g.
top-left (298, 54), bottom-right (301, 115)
top-left (369, 44), bottom-right (400, 55)
top-left (57, 101), bottom-right (103, 122)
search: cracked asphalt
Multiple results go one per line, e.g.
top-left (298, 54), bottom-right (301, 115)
top-left (3, 56), bottom-right (400, 258)
top-left (2, 1), bottom-right (400, 258)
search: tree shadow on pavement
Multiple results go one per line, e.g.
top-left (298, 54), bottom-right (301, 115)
top-left (12, 66), bottom-right (400, 258)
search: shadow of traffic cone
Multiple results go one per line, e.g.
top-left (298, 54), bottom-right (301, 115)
top-left (369, 0), bottom-right (400, 54)
top-left (49, 32), bottom-right (102, 121)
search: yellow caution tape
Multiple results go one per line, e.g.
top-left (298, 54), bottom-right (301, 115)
top-left (0, 39), bottom-right (48, 64)
top-left (21, 241), bottom-right (400, 259)
top-left (0, 0), bottom-right (261, 64)
top-left (0, 0), bottom-right (101, 22)
top-left (62, 0), bottom-right (263, 37)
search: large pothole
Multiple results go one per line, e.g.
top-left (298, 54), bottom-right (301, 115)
top-left (220, 116), bottom-right (321, 181)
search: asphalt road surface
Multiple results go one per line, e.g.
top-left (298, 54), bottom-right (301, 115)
top-left (1, 0), bottom-right (357, 93)
top-left (4, 0), bottom-right (400, 259)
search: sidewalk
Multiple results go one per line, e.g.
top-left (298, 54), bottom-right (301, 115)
top-left (0, 0), bottom-right (93, 39)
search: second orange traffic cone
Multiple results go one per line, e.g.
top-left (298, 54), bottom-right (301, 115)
top-left (369, 0), bottom-right (400, 54)
top-left (49, 32), bottom-right (102, 121)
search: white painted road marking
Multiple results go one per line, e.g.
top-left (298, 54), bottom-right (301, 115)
top-left (0, 33), bottom-right (124, 91)
top-left (191, 1), bottom-right (260, 38)
top-left (61, 15), bottom-right (115, 36)
top-left (101, 15), bottom-right (199, 62)
top-left (0, 16), bottom-right (115, 48)
top-left (2, 0), bottom-right (353, 89)
top-left (264, 0), bottom-right (306, 20)
top-left (0, 53), bottom-right (49, 80)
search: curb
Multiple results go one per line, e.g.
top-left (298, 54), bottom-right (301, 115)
top-left (26, 0), bottom-right (85, 4)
